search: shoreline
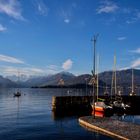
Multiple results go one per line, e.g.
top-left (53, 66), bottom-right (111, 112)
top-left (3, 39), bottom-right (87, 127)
top-left (79, 116), bottom-right (140, 140)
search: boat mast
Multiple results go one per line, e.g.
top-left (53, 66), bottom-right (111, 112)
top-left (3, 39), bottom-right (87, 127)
top-left (111, 54), bottom-right (117, 101)
top-left (91, 34), bottom-right (99, 119)
top-left (96, 54), bottom-right (99, 101)
top-left (17, 70), bottom-right (20, 92)
top-left (132, 68), bottom-right (134, 93)
top-left (114, 55), bottom-right (117, 96)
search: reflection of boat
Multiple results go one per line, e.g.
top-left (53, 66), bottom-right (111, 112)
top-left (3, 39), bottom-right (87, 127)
top-left (129, 68), bottom-right (136, 96)
top-left (92, 110), bottom-right (104, 117)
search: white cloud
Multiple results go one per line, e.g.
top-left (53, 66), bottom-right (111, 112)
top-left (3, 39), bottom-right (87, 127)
top-left (0, 0), bottom-right (24, 20)
top-left (131, 58), bottom-right (140, 68)
top-left (117, 36), bottom-right (126, 41)
top-left (97, 1), bottom-right (118, 14)
top-left (47, 65), bottom-right (59, 70)
top-left (130, 48), bottom-right (140, 54)
top-left (126, 10), bottom-right (140, 24)
top-left (62, 59), bottom-right (73, 70)
top-left (64, 19), bottom-right (70, 23)
top-left (0, 54), bottom-right (24, 64)
top-left (37, 0), bottom-right (48, 16)
top-left (59, 9), bottom-right (71, 24)
top-left (2, 66), bottom-right (45, 76)
top-left (0, 24), bottom-right (6, 32)
top-left (119, 67), bottom-right (130, 71)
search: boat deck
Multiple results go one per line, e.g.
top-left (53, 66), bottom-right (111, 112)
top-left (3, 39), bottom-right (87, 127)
top-left (79, 116), bottom-right (140, 140)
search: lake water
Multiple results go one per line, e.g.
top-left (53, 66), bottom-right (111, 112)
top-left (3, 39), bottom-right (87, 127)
top-left (0, 88), bottom-right (139, 140)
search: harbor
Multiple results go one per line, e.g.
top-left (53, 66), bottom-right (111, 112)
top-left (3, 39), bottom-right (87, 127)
top-left (52, 95), bottom-right (140, 117)
top-left (52, 95), bottom-right (140, 139)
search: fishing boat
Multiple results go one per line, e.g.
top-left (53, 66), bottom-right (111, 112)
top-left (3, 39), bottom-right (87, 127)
top-left (14, 91), bottom-right (21, 97)
top-left (89, 37), bottom-right (113, 117)
top-left (13, 71), bottom-right (21, 97)
top-left (129, 68), bottom-right (136, 96)
top-left (111, 55), bottom-right (130, 113)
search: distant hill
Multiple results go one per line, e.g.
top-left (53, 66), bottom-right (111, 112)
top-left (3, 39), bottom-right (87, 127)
top-left (6, 74), bottom-right (29, 82)
top-left (23, 72), bottom-right (75, 87)
top-left (30, 72), bottom-right (105, 88)
top-left (3, 69), bottom-right (140, 90)
top-left (99, 69), bottom-right (140, 87)
top-left (0, 76), bottom-right (17, 88)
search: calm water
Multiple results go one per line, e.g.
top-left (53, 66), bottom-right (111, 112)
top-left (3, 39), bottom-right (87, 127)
top-left (0, 88), bottom-right (140, 140)
top-left (0, 88), bottom-right (113, 140)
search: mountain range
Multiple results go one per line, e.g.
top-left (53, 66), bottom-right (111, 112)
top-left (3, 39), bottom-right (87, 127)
top-left (0, 69), bottom-right (140, 89)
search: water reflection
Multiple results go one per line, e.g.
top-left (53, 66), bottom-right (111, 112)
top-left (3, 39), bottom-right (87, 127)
top-left (0, 88), bottom-right (113, 140)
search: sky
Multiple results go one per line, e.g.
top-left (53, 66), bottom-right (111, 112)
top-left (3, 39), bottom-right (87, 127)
top-left (0, 0), bottom-right (140, 77)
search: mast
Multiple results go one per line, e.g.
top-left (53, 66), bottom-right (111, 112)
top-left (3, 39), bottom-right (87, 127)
top-left (114, 55), bottom-right (117, 95)
top-left (91, 34), bottom-right (99, 119)
top-left (111, 54), bottom-right (117, 100)
top-left (17, 70), bottom-right (20, 92)
top-left (132, 68), bottom-right (134, 93)
top-left (96, 54), bottom-right (99, 101)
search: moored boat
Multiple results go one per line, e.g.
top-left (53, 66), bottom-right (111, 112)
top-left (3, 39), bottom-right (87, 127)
top-left (14, 91), bottom-right (21, 97)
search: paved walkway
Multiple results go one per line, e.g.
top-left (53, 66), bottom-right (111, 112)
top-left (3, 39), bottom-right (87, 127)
top-left (79, 116), bottom-right (140, 140)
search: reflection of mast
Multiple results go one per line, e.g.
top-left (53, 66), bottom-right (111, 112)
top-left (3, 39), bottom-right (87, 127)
top-left (16, 97), bottom-right (20, 120)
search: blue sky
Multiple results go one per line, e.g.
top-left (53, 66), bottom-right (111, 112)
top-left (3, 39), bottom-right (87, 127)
top-left (0, 0), bottom-right (140, 76)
